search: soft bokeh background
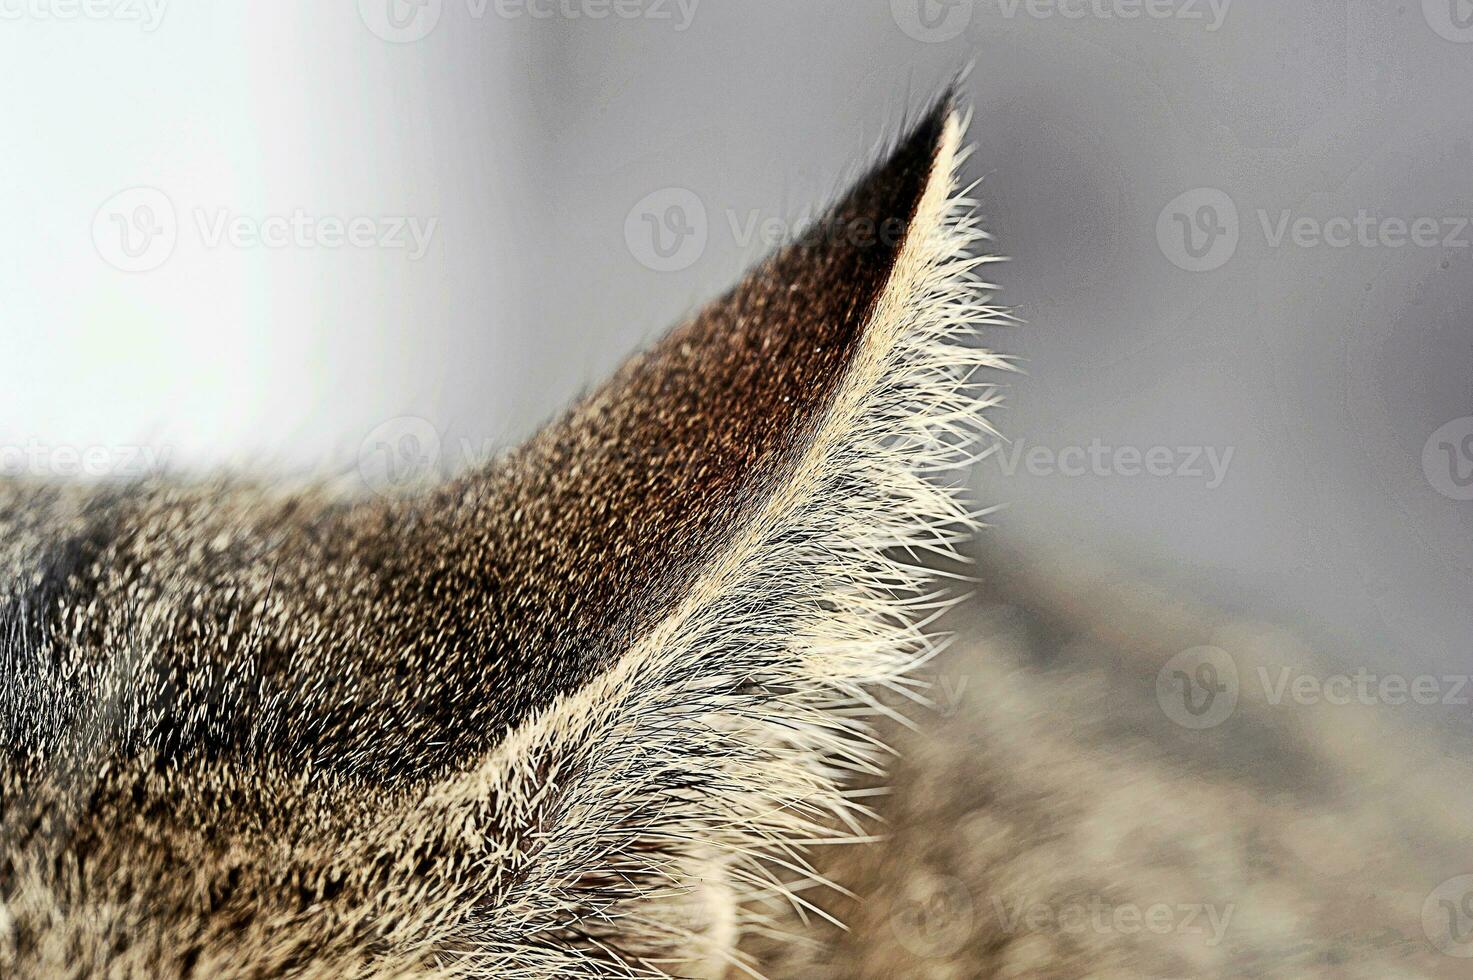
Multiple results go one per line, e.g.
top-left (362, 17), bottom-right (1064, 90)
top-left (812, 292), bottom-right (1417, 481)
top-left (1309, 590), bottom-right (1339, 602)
top-left (1, 1), bottom-right (1468, 685)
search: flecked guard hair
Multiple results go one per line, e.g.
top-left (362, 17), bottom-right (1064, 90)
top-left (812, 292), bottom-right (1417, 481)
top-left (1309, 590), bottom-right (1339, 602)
top-left (0, 98), bottom-right (1006, 977)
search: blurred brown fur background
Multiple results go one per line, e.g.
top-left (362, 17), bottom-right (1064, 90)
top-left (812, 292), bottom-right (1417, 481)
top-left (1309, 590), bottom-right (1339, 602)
top-left (743, 539), bottom-right (1473, 978)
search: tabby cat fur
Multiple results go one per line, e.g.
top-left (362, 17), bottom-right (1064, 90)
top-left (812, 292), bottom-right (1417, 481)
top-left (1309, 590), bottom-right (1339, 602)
top-left (2, 95), bottom-right (1467, 978)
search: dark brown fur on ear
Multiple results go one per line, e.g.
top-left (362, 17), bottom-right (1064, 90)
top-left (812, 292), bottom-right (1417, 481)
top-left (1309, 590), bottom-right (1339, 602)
top-left (0, 97), bottom-right (1006, 977)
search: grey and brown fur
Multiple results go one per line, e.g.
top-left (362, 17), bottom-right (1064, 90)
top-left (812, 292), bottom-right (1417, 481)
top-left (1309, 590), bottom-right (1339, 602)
top-left (2, 96), bottom-right (1467, 978)
top-left (1, 98), bottom-right (1004, 977)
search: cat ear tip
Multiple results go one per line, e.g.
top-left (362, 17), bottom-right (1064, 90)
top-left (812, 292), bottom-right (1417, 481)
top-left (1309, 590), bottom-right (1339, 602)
top-left (902, 82), bottom-right (967, 170)
top-left (911, 89), bottom-right (955, 146)
top-left (934, 71), bottom-right (968, 117)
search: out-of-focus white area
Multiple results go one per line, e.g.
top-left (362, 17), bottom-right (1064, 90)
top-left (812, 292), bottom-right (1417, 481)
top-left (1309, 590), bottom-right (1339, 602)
top-left (2, 1), bottom-right (1469, 680)
top-left (0, 3), bottom-right (536, 471)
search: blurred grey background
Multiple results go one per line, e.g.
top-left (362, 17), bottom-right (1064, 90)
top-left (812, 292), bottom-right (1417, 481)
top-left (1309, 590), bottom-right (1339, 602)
top-left (1, 1), bottom-right (1468, 679)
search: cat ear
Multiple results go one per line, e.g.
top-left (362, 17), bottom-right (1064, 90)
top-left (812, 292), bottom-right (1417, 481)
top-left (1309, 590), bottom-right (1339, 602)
top-left (0, 97), bottom-right (1004, 978)
top-left (344, 94), bottom-right (1009, 975)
